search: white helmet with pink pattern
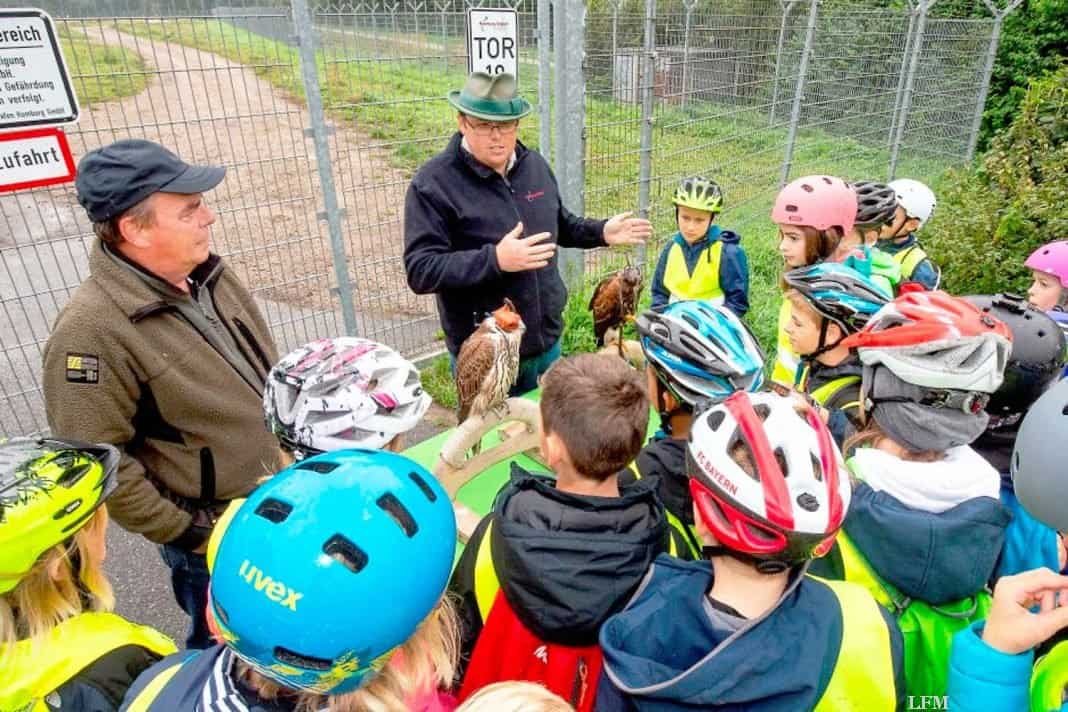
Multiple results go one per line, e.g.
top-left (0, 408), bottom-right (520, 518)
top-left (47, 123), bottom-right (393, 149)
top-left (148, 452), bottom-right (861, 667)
top-left (264, 337), bottom-right (430, 456)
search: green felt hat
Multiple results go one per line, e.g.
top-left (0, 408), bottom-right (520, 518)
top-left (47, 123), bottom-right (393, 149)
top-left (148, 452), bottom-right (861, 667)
top-left (447, 72), bottom-right (532, 121)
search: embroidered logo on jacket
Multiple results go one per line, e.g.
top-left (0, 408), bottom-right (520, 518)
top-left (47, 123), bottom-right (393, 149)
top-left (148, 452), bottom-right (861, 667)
top-left (65, 353), bottom-right (99, 384)
top-left (525, 189), bottom-right (545, 202)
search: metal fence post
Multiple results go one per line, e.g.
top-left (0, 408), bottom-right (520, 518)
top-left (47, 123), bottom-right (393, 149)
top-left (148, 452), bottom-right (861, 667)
top-left (538, 0), bottom-right (552, 160)
top-left (886, 3), bottom-right (917, 156)
top-left (291, 0), bottom-right (360, 336)
top-left (888, 0), bottom-right (935, 180)
top-left (636, 0), bottom-right (656, 268)
top-left (610, 0), bottom-right (620, 97)
top-left (680, 0), bottom-right (695, 107)
top-left (778, 0), bottom-right (819, 187)
top-left (436, 0), bottom-right (449, 71)
top-left (966, 0), bottom-right (1023, 160)
top-left (768, 0), bottom-right (796, 125)
top-left (553, 0), bottom-right (587, 290)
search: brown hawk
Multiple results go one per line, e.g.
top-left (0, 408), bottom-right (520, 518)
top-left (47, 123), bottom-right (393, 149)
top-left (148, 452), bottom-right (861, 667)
top-left (455, 298), bottom-right (525, 424)
top-left (589, 265), bottom-right (643, 356)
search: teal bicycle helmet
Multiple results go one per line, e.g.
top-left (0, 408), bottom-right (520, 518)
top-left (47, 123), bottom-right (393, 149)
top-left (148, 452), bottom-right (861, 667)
top-left (637, 300), bottom-right (765, 408)
top-left (206, 449), bottom-right (456, 694)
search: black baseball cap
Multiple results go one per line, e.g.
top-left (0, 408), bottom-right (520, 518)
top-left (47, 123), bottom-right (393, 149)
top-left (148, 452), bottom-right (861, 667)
top-left (76, 139), bottom-right (226, 222)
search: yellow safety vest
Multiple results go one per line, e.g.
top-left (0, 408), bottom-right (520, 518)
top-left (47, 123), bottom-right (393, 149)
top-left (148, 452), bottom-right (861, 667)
top-left (0, 611), bottom-right (177, 712)
top-left (810, 576), bottom-right (899, 711)
top-left (891, 244), bottom-right (931, 283)
top-left (627, 462), bottom-right (701, 559)
top-left (473, 515), bottom-right (685, 622)
top-left (796, 365), bottom-right (862, 414)
top-left (663, 239), bottom-right (724, 305)
top-left (1031, 641), bottom-right (1068, 712)
top-left (772, 300), bottom-right (800, 387)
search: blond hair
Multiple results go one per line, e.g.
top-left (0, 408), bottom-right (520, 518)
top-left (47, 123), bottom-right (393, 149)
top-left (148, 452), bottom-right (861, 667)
top-left (458, 682), bottom-right (575, 712)
top-left (235, 595), bottom-right (459, 712)
top-left (0, 508), bottom-right (113, 648)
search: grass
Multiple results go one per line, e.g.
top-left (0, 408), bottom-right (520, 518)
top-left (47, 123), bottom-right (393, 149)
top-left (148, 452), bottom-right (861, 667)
top-left (58, 27), bottom-right (150, 106)
top-left (111, 17), bottom-right (965, 406)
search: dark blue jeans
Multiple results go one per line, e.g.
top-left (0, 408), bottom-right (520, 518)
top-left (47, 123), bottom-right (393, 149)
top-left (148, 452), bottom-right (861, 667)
top-left (450, 339), bottom-right (562, 397)
top-left (159, 544), bottom-right (213, 650)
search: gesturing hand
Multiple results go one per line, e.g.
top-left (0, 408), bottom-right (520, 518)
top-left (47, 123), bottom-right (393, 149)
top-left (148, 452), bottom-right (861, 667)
top-left (603, 211), bottom-right (653, 246)
top-left (495, 222), bottom-right (556, 272)
top-left (982, 568), bottom-right (1068, 655)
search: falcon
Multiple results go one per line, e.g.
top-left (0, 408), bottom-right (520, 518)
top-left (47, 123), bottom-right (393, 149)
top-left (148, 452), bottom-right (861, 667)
top-left (455, 298), bottom-right (525, 425)
top-left (589, 264), bottom-right (643, 356)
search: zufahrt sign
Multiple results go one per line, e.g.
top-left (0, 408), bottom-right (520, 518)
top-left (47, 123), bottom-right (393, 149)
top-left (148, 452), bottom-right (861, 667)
top-left (466, 9), bottom-right (518, 81)
top-left (0, 127), bottom-right (76, 193)
top-left (0, 9), bottom-right (79, 129)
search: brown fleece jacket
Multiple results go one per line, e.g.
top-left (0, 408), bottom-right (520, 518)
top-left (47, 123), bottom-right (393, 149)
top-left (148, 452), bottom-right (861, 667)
top-left (42, 240), bottom-right (281, 545)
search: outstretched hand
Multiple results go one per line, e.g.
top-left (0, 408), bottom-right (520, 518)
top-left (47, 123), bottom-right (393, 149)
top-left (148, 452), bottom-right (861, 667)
top-left (982, 568), bottom-right (1068, 655)
top-left (496, 221), bottom-right (555, 272)
top-left (604, 211), bottom-right (653, 246)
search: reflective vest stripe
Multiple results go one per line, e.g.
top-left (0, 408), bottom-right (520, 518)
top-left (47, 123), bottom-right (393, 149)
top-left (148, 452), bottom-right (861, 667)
top-left (663, 239), bottom-right (725, 305)
top-left (0, 612), bottom-right (177, 712)
top-left (1031, 641), bottom-right (1068, 711)
top-left (123, 660), bottom-right (186, 712)
top-left (474, 520), bottom-right (500, 623)
top-left (807, 374), bottom-right (862, 410)
top-left (811, 576), bottom-right (899, 711)
top-left (773, 300), bottom-right (799, 387)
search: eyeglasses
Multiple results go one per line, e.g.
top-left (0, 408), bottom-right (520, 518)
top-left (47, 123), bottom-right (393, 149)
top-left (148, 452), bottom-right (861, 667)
top-left (463, 117), bottom-right (519, 137)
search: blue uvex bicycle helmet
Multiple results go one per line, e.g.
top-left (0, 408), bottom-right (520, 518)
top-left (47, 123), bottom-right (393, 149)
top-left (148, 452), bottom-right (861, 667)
top-left (206, 449), bottom-right (456, 694)
top-left (784, 262), bottom-right (891, 335)
top-left (637, 300), bottom-right (766, 407)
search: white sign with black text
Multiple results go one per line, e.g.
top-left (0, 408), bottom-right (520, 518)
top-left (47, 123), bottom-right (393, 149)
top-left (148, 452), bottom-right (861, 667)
top-left (467, 8), bottom-right (518, 81)
top-left (0, 8), bottom-right (79, 129)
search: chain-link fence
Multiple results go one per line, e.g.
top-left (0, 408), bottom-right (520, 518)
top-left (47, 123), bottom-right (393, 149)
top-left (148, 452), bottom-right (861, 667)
top-left (0, 0), bottom-right (1012, 437)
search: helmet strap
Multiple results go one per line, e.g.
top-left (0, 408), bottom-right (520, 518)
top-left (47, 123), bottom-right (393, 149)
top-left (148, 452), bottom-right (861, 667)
top-left (654, 377), bottom-right (688, 437)
top-left (803, 318), bottom-right (844, 363)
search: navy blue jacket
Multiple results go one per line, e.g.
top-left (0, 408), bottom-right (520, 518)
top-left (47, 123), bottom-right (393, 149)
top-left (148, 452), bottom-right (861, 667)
top-left (596, 556), bottom-right (905, 711)
top-left (404, 134), bottom-right (607, 358)
top-left (649, 228), bottom-right (749, 316)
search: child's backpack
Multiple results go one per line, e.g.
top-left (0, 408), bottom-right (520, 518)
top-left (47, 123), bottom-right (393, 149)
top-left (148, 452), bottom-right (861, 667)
top-left (837, 531), bottom-right (991, 698)
top-left (457, 521), bottom-right (604, 711)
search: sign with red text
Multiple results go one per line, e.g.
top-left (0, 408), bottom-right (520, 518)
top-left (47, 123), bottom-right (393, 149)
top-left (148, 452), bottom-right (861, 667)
top-left (0, 9), bottom-right (80, 129)
top-left (0, 127), bottom-right (76, 192)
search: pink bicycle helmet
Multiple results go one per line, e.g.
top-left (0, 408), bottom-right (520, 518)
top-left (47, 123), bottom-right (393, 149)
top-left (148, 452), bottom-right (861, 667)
top-left (1025, 241), bottom-right (1068, 289)
top-left (771, 175), bottom-right (857, 234)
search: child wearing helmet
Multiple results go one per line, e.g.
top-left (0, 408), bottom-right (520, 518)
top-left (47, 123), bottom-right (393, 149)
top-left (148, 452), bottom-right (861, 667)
top-left (966, 294), bottom-right (1067, 580)
top-left (1025, 240), bottom-right (1068, 312)
top-left (782, 262), bottom-right (891, 446)
top-left (450, 354), bottom-right (679, 711)
top-left (947, 378), bottom-right (1068, 712)
top-left (878, 178), bottom-right (941, 290)
top-left (770, 175), bottom-right (858, 388)
top-left (264, 337), bottom-right (432, 462)
top-left (122, 449), bottom-right (459, 711)
top-left (828, 181), bottom-right (903, 296)
top-left (596, 391), bottom-right (904, 711)
top-left (650, 176), bottom-right (750, 317)
top-left (623, 300), bottom-right (766, 556)
top-left (810, 291), bottom-right (1013, 697)
top-left (0, 439), bottom-right (176, 712)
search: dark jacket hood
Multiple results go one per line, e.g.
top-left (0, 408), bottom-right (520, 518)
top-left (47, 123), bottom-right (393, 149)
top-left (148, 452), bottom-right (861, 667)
top-left (597, 557), bottom-right (884, 711)
top-left (845, 483), bottom-right (1010, 604)
top-left (492, 463), bottom-right (670, 646)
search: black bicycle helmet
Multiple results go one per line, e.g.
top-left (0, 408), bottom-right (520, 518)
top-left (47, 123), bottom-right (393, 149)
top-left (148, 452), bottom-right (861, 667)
top-left (850, 181), bottom-right (898, 229)
top-left (965, 293), bottom-right (1066, 418)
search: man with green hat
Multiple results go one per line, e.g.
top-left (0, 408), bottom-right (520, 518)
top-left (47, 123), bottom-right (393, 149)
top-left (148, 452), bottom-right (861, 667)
top-left (404, 71), bottom-right (651, 392)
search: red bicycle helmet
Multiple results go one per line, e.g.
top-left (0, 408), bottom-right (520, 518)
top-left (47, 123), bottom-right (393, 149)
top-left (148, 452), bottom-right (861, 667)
top-left (686, 391), bottom-right (849, 571)
top-left (841, 291), bottom-right (1012, 392)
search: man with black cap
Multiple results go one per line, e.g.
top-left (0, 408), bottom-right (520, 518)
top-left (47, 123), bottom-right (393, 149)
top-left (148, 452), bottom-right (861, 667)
top-left (41, 139), bottom-right (281, 649)
top-left (404, 72), bottom-right (652, 391)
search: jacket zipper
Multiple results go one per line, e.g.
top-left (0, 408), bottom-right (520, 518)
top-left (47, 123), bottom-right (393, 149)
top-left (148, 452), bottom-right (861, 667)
top-left (570, 656), bottom-right (588, 708)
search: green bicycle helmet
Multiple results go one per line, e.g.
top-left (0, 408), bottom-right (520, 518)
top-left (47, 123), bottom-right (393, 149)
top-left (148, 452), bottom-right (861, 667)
top-left (0, 438), bottom-right (119, 593)
top-left (672, 176), bottom-right (723, 213)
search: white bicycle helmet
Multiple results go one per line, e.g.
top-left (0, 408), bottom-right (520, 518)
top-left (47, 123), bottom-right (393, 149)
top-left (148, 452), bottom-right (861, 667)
top-left (889, 178), bottom-right (937, 228)
top-left (687, 391), bottom-right (849, 571)
top-left (264, 337), bottom-right (431, 456)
